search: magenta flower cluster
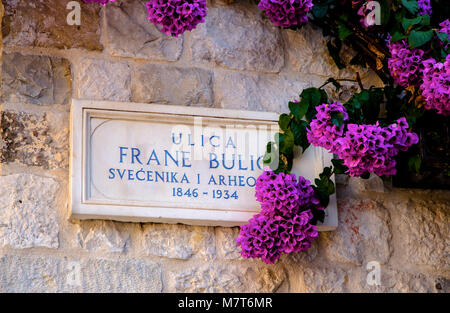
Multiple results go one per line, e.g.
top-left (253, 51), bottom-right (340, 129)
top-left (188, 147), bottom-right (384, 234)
top-left (386, 17), bottom-right (449, 116)
top-left (307, 103), bottom-right (419, 177)
top-left (334, 119), bottom-right (419, 176)
top-left (146, 0), bottom-right (207, 37)
top-left (257, 0), bottom-right (313, 28)
top-left (236, 170), bottom-right (320, 264)
top-left (306, 102), bottom-right (349, 151)
top-left (420, 54), bottom-right (450, 116)
top-left (387, 39), bottom-right (425, 87)
top-left (83, 0), bottom-right (115, 5)
top-left (255, 171), bottom-right (321, 215)
top-left (439, 19), bottom-right (450, 35)
top-left (418, 0), bottom-right (432, 16)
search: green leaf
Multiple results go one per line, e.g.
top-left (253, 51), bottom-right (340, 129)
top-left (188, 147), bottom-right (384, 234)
top-left (278, 113), bottom-right (291, 132)
top-left (402, 16), bottom-right (423, 31)
top-left (291, 119), bottom-right (310, 152)
top-left (309, 207), bottom-right (325, 225)
top-left (420, 14), bottom-right (430, 26)
top-left (408, 29), bottom-right (433, 48)
top-left (288, 101), bottom-right (309, 120)
top-left (362, 88), bottom-right (383, 124)
top-left (401, 0), bottom-right (419, 15)
top-left (338, 23), bottom-right (353, 40)
top-left (408, 154), bottom-right (421, 173)
top-left (304, 89), bottom-right (329, 122)
top-left (330, 111), bottom-right (345, 127)
top-left (263, 141), bottom-right (276, 167)
top-left (331, 159), bottom-right (348, 174)
top-left (313, 165), bottom-right (336, 208)
top-left (436, 31), bottom-right (450, 43)
top-left (344, 88), bottom-right (383, 124)
top-left (312, 4), bottom-right (328, 18)
top-left (278, 130), bottom-right (295, 157)
top-left (391, 32), bottom-right (407, 42)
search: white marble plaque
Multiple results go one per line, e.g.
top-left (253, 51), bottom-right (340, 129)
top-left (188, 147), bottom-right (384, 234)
top-left (70, 99), bottom-right (337, 230)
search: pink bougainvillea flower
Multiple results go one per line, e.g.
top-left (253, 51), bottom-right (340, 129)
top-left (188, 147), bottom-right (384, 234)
top-left (307, 103), bottom-right (419, 177)
top-left (418, 0), bottom-right (432, 16)
top-left (258, 0), bottom-right (313, 28)
top-left (236, 169), bottom-right (322, 264)
top-left (146, 0), bottom-right (207, 37)
top-left (236, 207), bottom-right (319, 264)
top-left (387, 38), bottom-right (425, 87)
top-left (255, 170), bottom-right (320, 216)
top-left (420, 55), bottom-right (450, 116)
top-left (306, 102), bottom-right (349, 151)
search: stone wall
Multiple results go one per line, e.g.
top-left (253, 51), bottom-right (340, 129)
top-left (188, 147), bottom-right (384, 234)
top-left (0, 0), bottom-right (448, 293)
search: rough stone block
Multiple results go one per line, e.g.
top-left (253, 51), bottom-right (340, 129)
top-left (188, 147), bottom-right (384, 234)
top-left (74, 58), bottom-right (131, 102)
top-left (0, 254), bottom-right (162, 292)
top-left (384, 194), bottom-right (450, 269)
top-left (2, 0), bottom-right (102, 50)
top-left (142, 223), bottom-right (216, 260)
top-left (214, 71), bottom-right (313, 112)
top-left (215, 227), bottom-right (242, 260)
top-left (0, 111), bottom-right (69, 170)
top-left (168, 263), bottom-right (286, 292)
top-left (131, 64), bottom-right (213, 106)
top-left (348, 174), bottom-right (385, 194)
top-left (189, 4), bottom-right (284, 72)
top-left (105, 0), bottom-right (183, 61)
top-left (2, 52), bottom-right (72, 105)
top-left (284, 25), bottom-right (372, 79)
top-left (348, 265), bottom-right (437, 292)
top-left (321, 199), bottom-right (392, 265)
top-left (75, 220), bottom-right (130, 254)
top-left (0, 174), bottom-right (59, 249)
top-left (302, 266), bottom-right (347, 292)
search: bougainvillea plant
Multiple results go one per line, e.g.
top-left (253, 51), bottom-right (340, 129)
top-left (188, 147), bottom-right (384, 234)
top-left (236, 0), bottom-right (448, 263)
top-left (236, 171), bottom-right (322, 264)
top-left (257, 0), bottom-right (314, 27)
top-left (145, 0), bottom-right (208, 37)
top-left (278, 0), bottom-right (449, 187)
top-left (83, 0), bottom-right (449, 263)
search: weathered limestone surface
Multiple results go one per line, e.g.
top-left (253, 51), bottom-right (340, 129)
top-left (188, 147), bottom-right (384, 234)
top-left (215, 227), bottom-right (242, 260)
top-left (2, 52), bottom-right (72, 105)
top-left (0, 174), bottom-right (59, 249)
top-left (189, 3), bottom-right (284, 73)
top-left (382, 194), bottom-right (449, 270)
top-left (131, 64), bottom-right (213, 106)
top-left (0, 111), bottom-right (69, 169)
top-left (302, 266), bottom-right (348, 293)
top-left (168, 263), bottom-right (286, 293)
top-left (74, 58), bottom-right (131, 102)
top-left (105, 0), bottom-right (183, 61)
top-left (0, 254), bottom-right (162, 292)
top-left (321, 199), bottom-right (392, 265)
top-left (0, 0), bottom-right (448, 293)
top-left (2, 0), bottom-right (102, 50)
top-left (214, 71), bottom-right (313, 112)
top-left (75, 220), bottom-right (131, 254)
top-left (143, 223), bottom-right (216, 260)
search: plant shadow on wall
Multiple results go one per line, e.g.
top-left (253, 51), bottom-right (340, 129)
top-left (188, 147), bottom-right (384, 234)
top-left (83, 0), bottom-right (449, 264)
